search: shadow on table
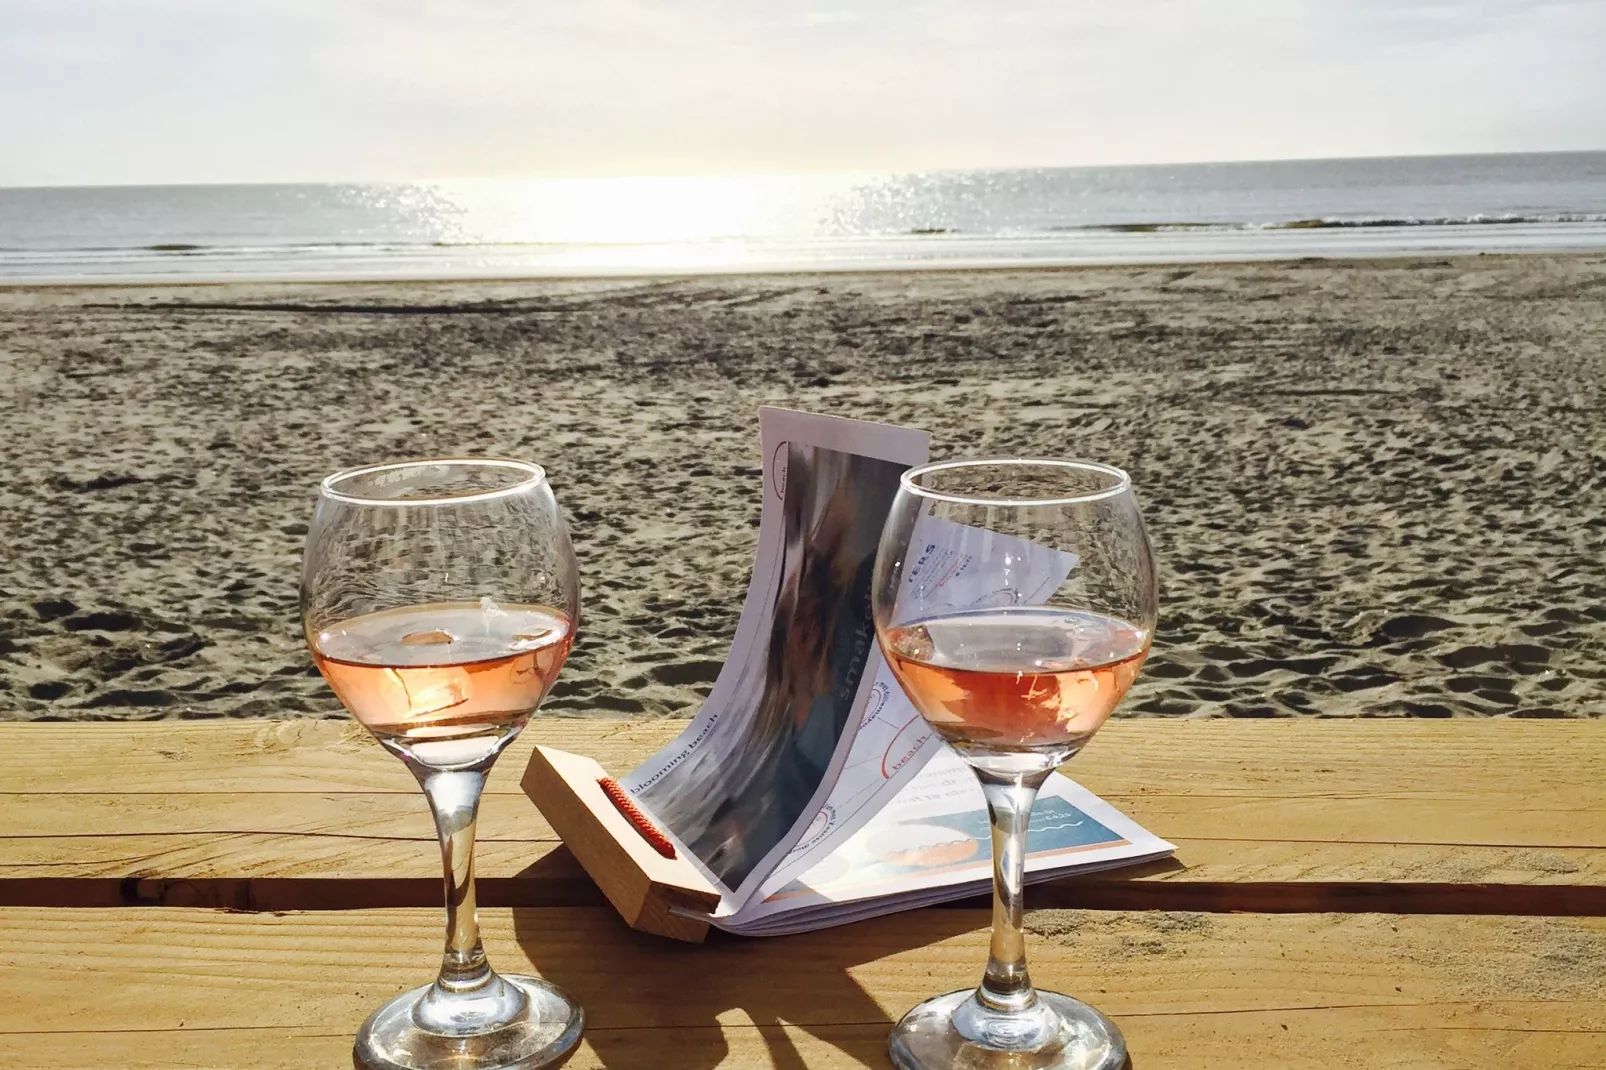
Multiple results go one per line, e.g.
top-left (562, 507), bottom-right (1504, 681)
top-left (509, 850), bottom-right (983, 1070)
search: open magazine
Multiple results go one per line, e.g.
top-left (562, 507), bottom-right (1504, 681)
top-left (616, 408), bottom-right (1172, 935)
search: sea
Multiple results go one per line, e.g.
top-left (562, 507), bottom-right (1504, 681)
top-left (2, 151), bottom-right (1604, 283)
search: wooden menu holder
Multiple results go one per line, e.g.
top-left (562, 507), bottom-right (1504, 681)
top-left (522, 746), bottom-right (722, 942)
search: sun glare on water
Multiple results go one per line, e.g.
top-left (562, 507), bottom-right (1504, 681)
top-left (428, 174), bottom-right (876, 249)
top-left (306, 171), bottom-right (972, 273)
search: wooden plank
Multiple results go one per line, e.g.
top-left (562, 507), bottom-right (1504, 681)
top-left (8, 1014), bottom-right (1604, 1070)
top-left (0, 718), bottom-right (640, 795)
top-left (0, 906), bottom-right (1599, 1068)
top-left (10, 849), bottom-right (1606, 918)
top-left (1, 719), bottom-right (1602, 914)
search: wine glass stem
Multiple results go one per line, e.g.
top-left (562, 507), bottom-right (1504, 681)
top-left (416, 762), bottom-right (495, 994)
top-left (975, 767), bottom-right (1050, 1013)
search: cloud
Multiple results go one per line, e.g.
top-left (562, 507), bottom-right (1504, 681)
top-left (0, 0), bottom-right (1600, 184)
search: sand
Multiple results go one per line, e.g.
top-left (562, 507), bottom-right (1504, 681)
top-left (1, 253), bottom-right (1603, 722)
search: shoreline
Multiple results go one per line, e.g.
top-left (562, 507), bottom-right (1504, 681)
top-left (3, 253), bottom-right (1604, 722)
top-left (6, 241), bottom-right (1606, 294)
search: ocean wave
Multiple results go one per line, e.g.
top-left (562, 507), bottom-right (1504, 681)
top-left (1060, 213), bottom-right (1606, 234)
top-left (1066, 222), bottom-right (1233, 234)
top-left (3, 211), bottom-right (1605, 259)
top-left (1273, 213), bottom-right (1606, 229)
top-left (0, 240), bottom-right (397, 255)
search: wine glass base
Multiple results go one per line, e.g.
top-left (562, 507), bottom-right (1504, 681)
top-left (354, 974), bottom-right (584, 1070)
top-left (889, 989), bottom-right (1127, 1070)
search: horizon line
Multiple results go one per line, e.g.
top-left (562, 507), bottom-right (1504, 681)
top-left (4, 147), bottom-right (1604, 193)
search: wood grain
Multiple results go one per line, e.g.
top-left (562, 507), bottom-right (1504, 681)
top-left (1, 719), bottom-right (1602, 915)
top-left (521, 744), bottom-right (721, 940)
top-left (0, 906), bottom-right (1600, 1069)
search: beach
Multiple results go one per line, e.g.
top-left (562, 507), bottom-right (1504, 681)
top-left (2, 252), bottom-right (1603, 723)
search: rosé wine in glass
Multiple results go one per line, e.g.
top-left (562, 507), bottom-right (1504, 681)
top-left (301, 458), bottom-right (584, 1070)
top-left (313, 601), bottom-right (573, 765)
top-left (882, 607), bottom-right (1148, 759)
top-left (872, 457), bottom-right (1157, 1070)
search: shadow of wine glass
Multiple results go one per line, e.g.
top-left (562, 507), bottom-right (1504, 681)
top-left (504, 847), bottom-right (986, 1070)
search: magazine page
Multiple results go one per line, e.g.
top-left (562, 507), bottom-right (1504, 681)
top-left (755, 514), bottom-right (1080, 894)
top-left (619, 408), bottom-right (930, 910)
top-left (718, 746), bottom-right (1175, 935)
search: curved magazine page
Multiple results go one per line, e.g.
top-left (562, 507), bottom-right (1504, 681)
top-left (620, 408), bottom-right (930, 908)
top-left (752, 513), bottom-right (1081, 897)
top-left (719, 747), bottom-right (1176, 936)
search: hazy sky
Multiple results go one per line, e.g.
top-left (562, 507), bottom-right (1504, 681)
top-left (3, 0), bottom-right (1603, 186)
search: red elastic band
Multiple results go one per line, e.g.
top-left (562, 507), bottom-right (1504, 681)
top-left (597, 777), bottom-right (677, 859)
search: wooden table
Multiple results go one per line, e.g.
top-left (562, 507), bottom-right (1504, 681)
top-left (2, 718), bottom-right (1601, 1068)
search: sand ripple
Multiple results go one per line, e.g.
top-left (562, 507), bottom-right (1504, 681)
top-left (2, 255), bottom-right (1603, 720)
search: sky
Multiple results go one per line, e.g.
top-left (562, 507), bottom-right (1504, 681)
top-left (2, 0), bottom-right (1604, 186)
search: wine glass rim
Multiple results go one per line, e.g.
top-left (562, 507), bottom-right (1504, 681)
top-left (319, 457), bottom-right (547, 507)
top-left (901, 456), bottom-right (1132, 506)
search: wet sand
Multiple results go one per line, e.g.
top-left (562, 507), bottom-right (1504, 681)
top-left (1, 253), bottom-right (1603, 721)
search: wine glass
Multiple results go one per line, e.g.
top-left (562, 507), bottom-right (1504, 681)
top-left (301, 458), bottom-right (584, 1070)
top-left (872, 458), bottom-right (1158, 1070)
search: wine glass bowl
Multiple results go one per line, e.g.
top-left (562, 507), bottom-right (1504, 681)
top-left (872, 457), bottom-right (1158, 1070)
top-left (302, 458), bottom-right (584, 1070)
